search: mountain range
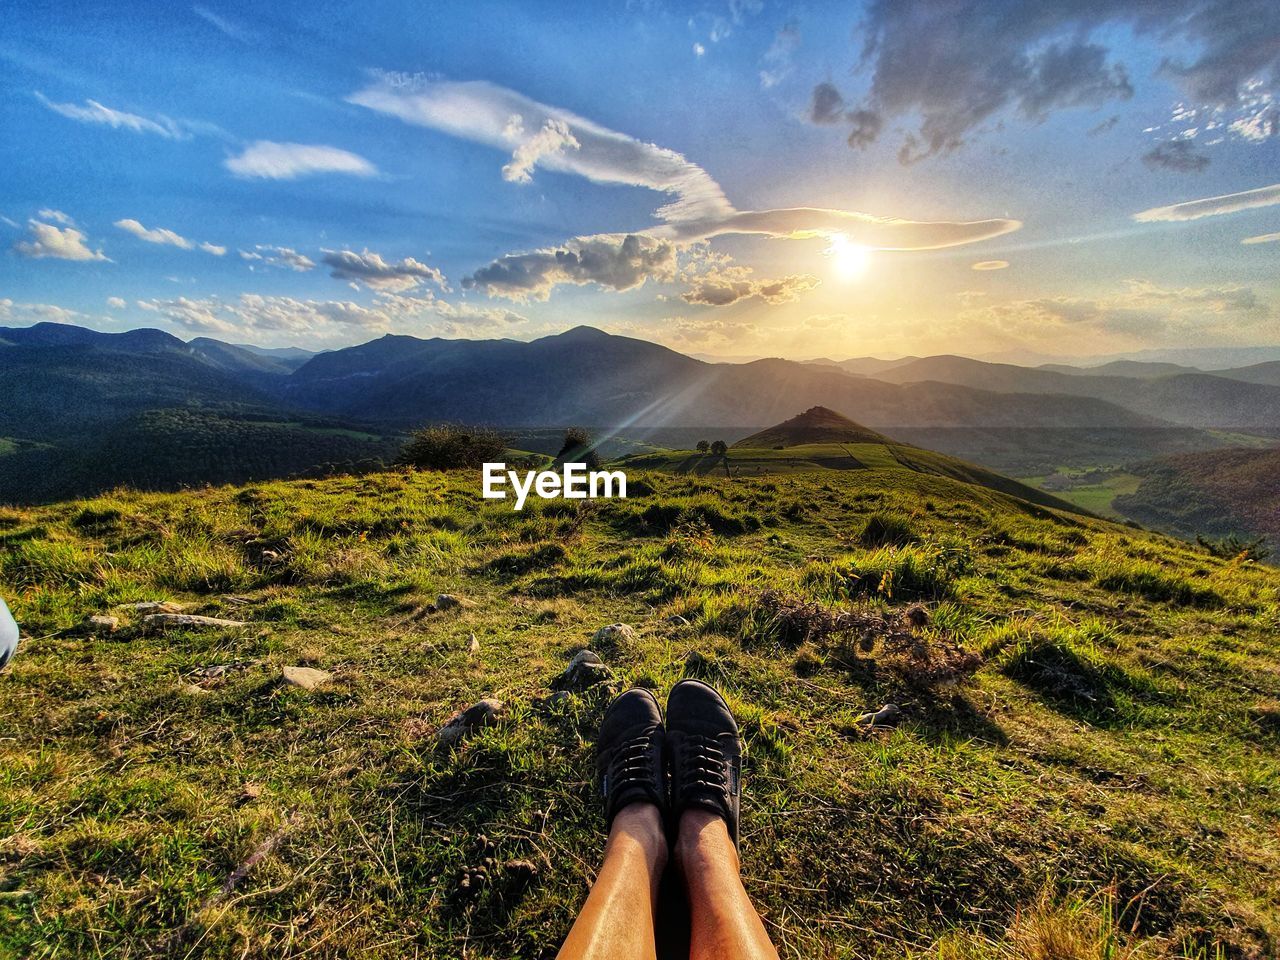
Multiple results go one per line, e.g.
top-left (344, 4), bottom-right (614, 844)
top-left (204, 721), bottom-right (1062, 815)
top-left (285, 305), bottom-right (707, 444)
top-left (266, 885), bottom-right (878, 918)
top-left (2, 321), bottom-right (1277, 507)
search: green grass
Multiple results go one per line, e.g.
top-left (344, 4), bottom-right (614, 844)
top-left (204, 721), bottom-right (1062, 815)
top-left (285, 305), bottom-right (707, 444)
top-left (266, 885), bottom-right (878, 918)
top-left (1, 468), bottom-right (1278, 958)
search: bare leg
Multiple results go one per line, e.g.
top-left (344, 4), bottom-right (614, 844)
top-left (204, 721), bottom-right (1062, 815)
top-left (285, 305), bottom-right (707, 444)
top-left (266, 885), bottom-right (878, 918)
top-left (677, 808), bottom-right (780, 960)
top-left (557, 803), bottom-right (668, 960)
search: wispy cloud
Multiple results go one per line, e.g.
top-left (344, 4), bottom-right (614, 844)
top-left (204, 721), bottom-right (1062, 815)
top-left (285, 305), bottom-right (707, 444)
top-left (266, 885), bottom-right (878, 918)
top-left (35, 91), bottom-right (187, 139)
top-left (1133, 183), bottom-right (1280, 222)
top-left (321, 249), bottom-right (447, 292)
top-left (192, 5), bottom-right (254, 43)
top-left (37, 208), bottom-right (75, 225)
top-left (1142, 139), bottom-right (1210, 173)
top-left (114, 218), bottom-right (225, 255)
top-left (1242, 232), bottom-right (1280, 244)
top-left (348, 74), bottom-right (733, 222)
top-left (13, 219), bottom-right (109, 261)
top-left (240, 245), bottom-right (316, 271)
top-left (972, 260), bottom-right (1010, 270)
top-left (224, 141), bottom-right (378, 180)
top-left (107, 297), bottom-right (127, 309)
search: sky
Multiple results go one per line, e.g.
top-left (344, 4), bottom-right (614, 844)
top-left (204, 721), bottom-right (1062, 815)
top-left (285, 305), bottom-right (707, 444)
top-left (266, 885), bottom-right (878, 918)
top-left (1, 0), bottom-right (1278, 362)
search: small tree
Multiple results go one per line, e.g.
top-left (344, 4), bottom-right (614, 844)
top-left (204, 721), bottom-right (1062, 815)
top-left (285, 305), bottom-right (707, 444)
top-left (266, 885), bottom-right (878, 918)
top-left (399, 424), bottom-right (506, 470)
top-left (710, 439), bottom-right (728, 456)
top-left (555, 426), bottom-right (602, 471)
top-left (696, 440), bottom-right (710, 453)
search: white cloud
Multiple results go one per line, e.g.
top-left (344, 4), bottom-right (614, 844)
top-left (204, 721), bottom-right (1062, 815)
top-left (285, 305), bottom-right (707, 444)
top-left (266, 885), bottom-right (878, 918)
top-left (0, 298), bottom-right (90, 325)
top-left (502, 117), bottom-right (580, 184)
top-left (321, 248), bottom-right (446, 292)
top-left (463, 233), bottom-right (678, 302)
top-left (224, 141), bottom-right (378, 179)
top-left (243, 245), bottom-right (315, 271)
top-left (114, 218), bottom-right (226, 255)
top-left (958, 278), bottom-right (1273, 347)
top-left (1242, 232), bottom-right (1280, 244)
top-left (348, 74), bottom-right (732, 222)
top-left (13, 220), bottom-right (109, 261)
top-left (972, 260), bottom-right (1010, 270)
top-left (37, 208), bottom-right (75, 226)
top-left (107, 296), bottom-right (127, 309)
top-left (681, 265), bottom-right (819, 306)
top-left (693, 42), bottom-right (706, 58)
top-left (114, 218), bottom-right (194, 249)
top-left (1133, 183), bottom-right (1280, 222)
top-left (35, 91), bottom-right (186, 139)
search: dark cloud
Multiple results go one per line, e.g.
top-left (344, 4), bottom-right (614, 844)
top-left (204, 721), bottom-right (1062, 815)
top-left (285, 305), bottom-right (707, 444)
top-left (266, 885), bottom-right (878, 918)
top-left (1142, 140), bottom-right (1211, 173)
top-left (462, 234), bottom-right (677, 302)
top-left (809, 83), bottom-right (845, 124)
top-left (1089, 115), bottom-right (1120, 136)
top-left (819, 0), bottom-right (1279, 162)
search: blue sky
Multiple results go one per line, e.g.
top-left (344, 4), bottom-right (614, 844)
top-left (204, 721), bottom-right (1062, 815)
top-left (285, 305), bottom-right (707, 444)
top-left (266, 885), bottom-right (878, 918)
top-left (1, 0), bottom-right (1278, 360)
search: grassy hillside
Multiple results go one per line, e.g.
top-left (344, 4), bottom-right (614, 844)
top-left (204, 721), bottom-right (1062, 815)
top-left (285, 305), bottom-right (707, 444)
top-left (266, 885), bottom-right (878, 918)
top-left (2, 469), bottom-right (1278, 958)
top-left (622, 441), bottom-right (1081, 514)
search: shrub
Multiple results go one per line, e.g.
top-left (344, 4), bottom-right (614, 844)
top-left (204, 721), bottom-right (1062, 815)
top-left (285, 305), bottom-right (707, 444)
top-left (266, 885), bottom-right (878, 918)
top-left (554, 427), bottom-right (601, 471)
top-left (399, 424), bottom-right (506, 470)
top-left (1197, 533), bottom-right (1270, 563)
top-left (858, 511), bottom-right (918, 548)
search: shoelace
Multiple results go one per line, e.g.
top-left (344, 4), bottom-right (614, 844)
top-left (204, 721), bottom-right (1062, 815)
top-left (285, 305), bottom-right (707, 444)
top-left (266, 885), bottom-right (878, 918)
top-left (604, 731), bottom-right (657, 797)
top-left (675, 733), bottom-right (730, 798)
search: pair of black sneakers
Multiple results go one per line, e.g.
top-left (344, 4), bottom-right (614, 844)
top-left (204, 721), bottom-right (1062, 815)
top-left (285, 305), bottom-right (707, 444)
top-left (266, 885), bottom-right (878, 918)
top-left (595, 679), bottom-right (742, 847)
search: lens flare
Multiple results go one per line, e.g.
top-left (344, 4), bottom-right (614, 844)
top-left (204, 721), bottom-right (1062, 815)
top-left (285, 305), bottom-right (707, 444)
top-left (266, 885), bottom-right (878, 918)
top-left (825, 233), bottom-right (871, 280)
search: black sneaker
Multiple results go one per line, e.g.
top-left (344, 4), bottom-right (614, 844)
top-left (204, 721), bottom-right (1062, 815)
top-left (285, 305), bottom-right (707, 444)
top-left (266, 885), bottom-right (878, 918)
top-left (596, 688), bottom-right (666, 828)
top-left (666, 679), bottom-right (742, 847)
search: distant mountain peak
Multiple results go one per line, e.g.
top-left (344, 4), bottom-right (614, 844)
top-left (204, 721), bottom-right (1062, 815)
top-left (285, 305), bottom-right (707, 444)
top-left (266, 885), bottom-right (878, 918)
top-left (734, 406), bottom-right (893, 447)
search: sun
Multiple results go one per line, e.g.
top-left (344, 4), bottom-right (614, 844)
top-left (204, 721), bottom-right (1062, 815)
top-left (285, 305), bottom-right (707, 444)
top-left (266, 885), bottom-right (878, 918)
top-left (825, 233), bottom-right (871, 281)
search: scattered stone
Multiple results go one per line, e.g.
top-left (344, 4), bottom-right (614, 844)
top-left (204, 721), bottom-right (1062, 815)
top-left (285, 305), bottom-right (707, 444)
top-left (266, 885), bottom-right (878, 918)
top-left (665, 614), bottom-right (690, 627)
top-left (684, 650), bottom-right (712, 675)
top-left (143, 614), bottom-right (246, 632)
top-left (438, 698), bottom-right (505, 746)
top-left (552, 649), bottom-right (613, 691)
top-left (86, 615), bottom-right (119, 633)
top-left (436, 594), bottom-right (476, 611)
top-left (546, 690), bottom-right (573, 708)
top-left (593, 623), bottom-right (636, 647)
top-left (855, 703), bottom-right (902, 731)
top-left (281, 665), bottom-right (333, 691)
top-left (468, 632), bottom-right (481, 654)
top-left (122, 601), bottom-right (184, 614)
top-left (903, 604), bottom-right (930, 629)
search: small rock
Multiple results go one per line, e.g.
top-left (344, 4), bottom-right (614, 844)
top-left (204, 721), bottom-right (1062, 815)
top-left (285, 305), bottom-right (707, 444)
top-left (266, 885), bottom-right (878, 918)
top-left (240, 782), bottom-right (263, 801)
top-left (546, 690), bottom-right (573, 708)
top-left (665, 614), bottom-right (690, 627)
top-left (143, 614), bottom-right (247, 632)
top-left (552, 649), bottom-right (613, 691)
top-left (282, 665), bottom-right (333, 690)
top-left (468, 633), bottom-right (481, 654)
top-left (86, 615), bottom-right (119, 633)
top-left (179, 683), bottom-right (209, 696)
top-left (503, 858), bottom-right (539, 886)
top-left (436, 594), bottom-right (476, 611)
top-left (438, 698), bottom-right (505, 746)
top-left (855, 703), bottom-right (902, 730)
top-left (592, 623), bottom-right (636, 647)
top-left (122, 601), bottom-right (184, 614)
